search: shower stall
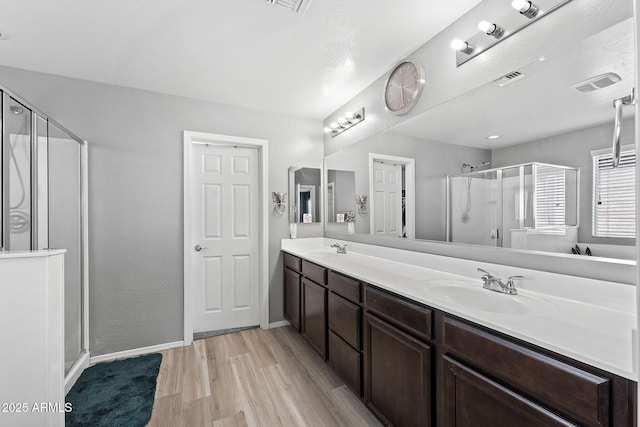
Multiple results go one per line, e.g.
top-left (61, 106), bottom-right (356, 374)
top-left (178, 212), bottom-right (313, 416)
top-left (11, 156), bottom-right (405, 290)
top-left (1, 87), bottom-right (89, 390)
top-left (447, 162), bottom-right (579, 253)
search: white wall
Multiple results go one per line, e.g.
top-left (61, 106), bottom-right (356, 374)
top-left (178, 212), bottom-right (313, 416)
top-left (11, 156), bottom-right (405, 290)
top-left (0, 65), bottom-right (323, 356)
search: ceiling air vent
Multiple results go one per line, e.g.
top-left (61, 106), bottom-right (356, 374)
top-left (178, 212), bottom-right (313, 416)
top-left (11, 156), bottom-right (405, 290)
top-left (265, 0), bottom-right (310, 14)
top-left (572, 73), bottom-right (622, 93)
top-left (493, 71), bottom-right (525, 87)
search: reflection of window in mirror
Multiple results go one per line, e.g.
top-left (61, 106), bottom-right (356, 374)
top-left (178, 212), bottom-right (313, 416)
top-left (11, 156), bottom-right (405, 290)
top-left (592, 146), bottom-right (636, 238)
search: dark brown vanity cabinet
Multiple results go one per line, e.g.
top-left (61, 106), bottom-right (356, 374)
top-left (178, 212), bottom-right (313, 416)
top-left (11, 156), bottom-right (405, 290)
top-left (441, 356), bottom-right (577, 427)
top-left (364, 285), bottom-right (433, 427)
top-left (301, 260), bottom-right (328, 359)
top-left (440, 318), bottom-right (634, 427)
top-left (327, 271), bottom-right (362, 395)
top-left (281, 252), bottom-right (637, 427)
top-left (283, 253), bottom-right (302, 331)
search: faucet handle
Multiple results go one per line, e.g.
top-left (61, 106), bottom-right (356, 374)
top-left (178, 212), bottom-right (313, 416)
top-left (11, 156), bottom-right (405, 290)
top-left (506, 275), bottom-right (524, 293)
top-left (477, 267), bottom-right (491, 276)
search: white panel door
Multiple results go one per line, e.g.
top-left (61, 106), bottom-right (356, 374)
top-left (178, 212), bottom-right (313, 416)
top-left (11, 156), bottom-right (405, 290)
top-left (373, 161), bottom-right (403, 237)
top-left (190, 144), bottom-right (260, 333)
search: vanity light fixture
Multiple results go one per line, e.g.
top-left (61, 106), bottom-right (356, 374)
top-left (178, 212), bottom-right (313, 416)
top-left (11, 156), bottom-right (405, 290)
top-left (478, 21), bottom-right (505, 39)
top-left (450, 39), bottom-right (475, 55)
top-left (512, 0), bottom-right (540, 19)
top-left (324, 107), bottom-right (365, 138)
top-left (453, 0), bottom-right (571, 67)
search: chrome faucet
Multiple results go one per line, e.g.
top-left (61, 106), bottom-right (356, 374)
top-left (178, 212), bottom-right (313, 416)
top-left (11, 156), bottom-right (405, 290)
top-left (331, 243), bottom-right (348, 254)
top-left (477, 268), bottom-right (522, 295)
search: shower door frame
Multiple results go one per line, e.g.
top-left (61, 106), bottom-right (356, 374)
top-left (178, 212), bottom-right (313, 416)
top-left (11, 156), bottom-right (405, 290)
top-left (0, 86), bottom-right (90, 394)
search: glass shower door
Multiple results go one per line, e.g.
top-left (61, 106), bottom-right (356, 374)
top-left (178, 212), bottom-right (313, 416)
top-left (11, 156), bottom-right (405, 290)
top-left (48, 122), bottom-right (83, 375)
top-left (448, 170), bottom-right (501, 246)
top-left (3, 96), bottom-right (32, 251)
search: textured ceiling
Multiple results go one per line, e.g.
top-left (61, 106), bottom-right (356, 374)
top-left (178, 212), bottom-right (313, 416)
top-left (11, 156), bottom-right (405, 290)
top-left (0, 0), bottom-right (481, 119)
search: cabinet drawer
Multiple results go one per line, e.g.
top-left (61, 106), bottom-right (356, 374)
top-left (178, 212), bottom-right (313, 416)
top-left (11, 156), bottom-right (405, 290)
top-left (328, 331), bottom-right (361, 396)
top-left (283, 252), bottom-right (301, 272)
top-left (442, 355), bottom-right (576, 427)
top-left (442, 318), bottom-right (610, 427)
top-left (328, 270), bottom-right (360, 302)
top-left (328, 292), bottom-right (360, 350)
top-left (365, 286), bottom-right (432, 341)
top-left (302, 260), bottom-right (327, 286)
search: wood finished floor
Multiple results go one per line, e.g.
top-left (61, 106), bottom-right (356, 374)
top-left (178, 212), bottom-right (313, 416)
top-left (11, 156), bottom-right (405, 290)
top-left (147, 326), bottom-right (382, 427)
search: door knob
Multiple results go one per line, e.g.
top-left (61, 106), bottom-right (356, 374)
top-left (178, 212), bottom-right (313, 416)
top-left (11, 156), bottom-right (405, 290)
top-left (194, 245), bottom-right (208, 252)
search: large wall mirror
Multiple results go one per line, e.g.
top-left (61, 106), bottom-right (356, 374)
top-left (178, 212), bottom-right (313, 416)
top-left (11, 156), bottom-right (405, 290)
top-left (325, 15), bottom-right (636, 267)
top-left (289, 167), bottom-right (321, 224)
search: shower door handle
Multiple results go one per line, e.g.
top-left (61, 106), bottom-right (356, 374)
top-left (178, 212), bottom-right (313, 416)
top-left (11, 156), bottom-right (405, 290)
top-left (612, 89), bottom-right (635, 168)
top-left (194, 245), bottom-right (208, 252)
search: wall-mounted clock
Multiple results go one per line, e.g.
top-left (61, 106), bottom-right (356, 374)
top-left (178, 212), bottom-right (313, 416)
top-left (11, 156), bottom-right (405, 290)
top-left (383, 60), bottom-right (426, 115)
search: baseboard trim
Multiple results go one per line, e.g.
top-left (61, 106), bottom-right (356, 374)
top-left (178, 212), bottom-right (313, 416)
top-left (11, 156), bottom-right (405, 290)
top-left (89, 340), bottom-right (185, 365)
top-left (268, 320), bottom-right (290, 329)
top-left (64, 351), bottom-right (90, 395)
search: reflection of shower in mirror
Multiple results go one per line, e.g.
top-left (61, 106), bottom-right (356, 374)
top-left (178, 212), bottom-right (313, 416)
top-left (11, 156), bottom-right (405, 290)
top-left (459, 162), bottom-right (490, 223)
top-left (9, 104), bottom-right (30, 234)
top-left (461, 161), bottom-right (490, 173)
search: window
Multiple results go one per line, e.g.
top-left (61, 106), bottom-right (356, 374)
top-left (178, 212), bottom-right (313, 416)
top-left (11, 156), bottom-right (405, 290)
top-left (535, 165), bottom-right (566, 228)
top-left (592, 147), bottom-right (636, 238)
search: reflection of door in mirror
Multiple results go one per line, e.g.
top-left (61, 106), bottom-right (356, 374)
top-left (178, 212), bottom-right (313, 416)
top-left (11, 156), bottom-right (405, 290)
top-left (289, 166), bottom-right (321, 224)
top-left (372, 161), bottom-right (403, 237)
top-left (369, 154), bottom-right (416, 238)
top-left (297, 184), bottom-right (316, 222)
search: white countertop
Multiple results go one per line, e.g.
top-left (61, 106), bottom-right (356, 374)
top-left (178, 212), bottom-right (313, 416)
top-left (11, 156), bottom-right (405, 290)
top-left (0, 249), bottom-right (66, 259)
top-left (282, 238), bottom-right (637, 381)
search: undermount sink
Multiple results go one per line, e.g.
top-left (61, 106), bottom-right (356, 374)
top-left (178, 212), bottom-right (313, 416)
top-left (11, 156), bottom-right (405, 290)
top-left (424, 284), bottom-right (554, 316)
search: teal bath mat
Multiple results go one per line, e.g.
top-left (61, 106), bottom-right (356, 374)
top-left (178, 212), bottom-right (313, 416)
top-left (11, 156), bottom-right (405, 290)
top-left (65, 353), bottom-right (162, 427)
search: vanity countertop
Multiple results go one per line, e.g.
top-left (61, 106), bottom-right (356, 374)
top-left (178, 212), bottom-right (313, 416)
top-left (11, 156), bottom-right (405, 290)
top-left (0, 249), bottom-right (66, 259)
top-left (281, 238), bottom-right (637, 381)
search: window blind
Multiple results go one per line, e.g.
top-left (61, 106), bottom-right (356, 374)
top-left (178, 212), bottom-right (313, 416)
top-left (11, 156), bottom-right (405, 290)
top-left (592, 149), bottom-right (636, 238)
top-left (535, 165), bottom-right (566, 228)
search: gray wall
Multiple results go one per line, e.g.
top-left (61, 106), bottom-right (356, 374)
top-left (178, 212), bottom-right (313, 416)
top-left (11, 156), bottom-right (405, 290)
top-left (327, 169), bottom-right (356, 220)
top-left (0, 65), bottom-right (323, 356)
top-left (491, 119), bottom-right (635, 246)
top-left (324, 132), bottom-right (489, 240)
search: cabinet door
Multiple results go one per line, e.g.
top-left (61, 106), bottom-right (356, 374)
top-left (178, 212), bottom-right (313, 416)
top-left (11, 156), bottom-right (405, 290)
top-left (441, 356), bottom-right (577, 427)
top-left (283, 268), bottom-right (301, 331)
top-left (364, 313), bottom-right (431, 427)
top-left (302, 278), bottom-right (327, 359)
top-left (328, 331), bottom-right (361, 396)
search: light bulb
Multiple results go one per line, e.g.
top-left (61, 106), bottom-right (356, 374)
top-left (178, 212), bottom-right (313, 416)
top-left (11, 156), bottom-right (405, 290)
top-left (450, 39), bottom-right (474, 54)
top-left (511, 0), bottom-right (530, 12)
top-left (323, 127), bottom-right (332, 133)
top-left (451, 39), bottom-right (466, 51)
top-left (330, 122), bottom-right (339, 129)
top-left (478, 21), bottom-right (494, 33)
top-left (345, 111), bottom-right (354, 119)
top-left (338, 117), bottom-right (348, 125)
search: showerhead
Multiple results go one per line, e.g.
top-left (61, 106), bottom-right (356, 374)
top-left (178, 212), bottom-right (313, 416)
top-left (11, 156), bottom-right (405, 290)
top-left (462, 161), bottom-right (491, 173)
top-left (9, 105), bottom-right (23, 115)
